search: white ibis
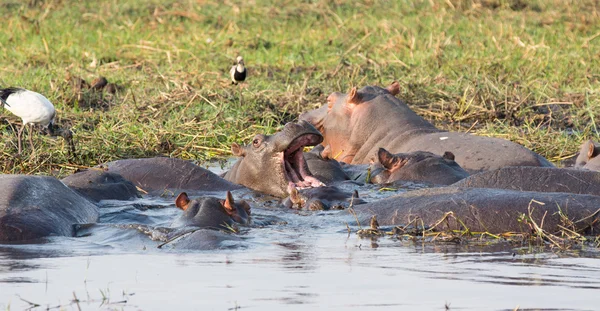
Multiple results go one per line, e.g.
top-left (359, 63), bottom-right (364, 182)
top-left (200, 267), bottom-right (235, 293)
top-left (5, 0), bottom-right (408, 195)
top-left (230, 56), bottom-right (246, 85)
top-left (0, 87), bottom-right (56, 155)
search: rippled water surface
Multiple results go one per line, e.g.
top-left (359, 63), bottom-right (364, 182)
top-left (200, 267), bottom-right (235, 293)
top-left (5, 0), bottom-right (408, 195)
top-left (1, 163), bottom-right (600, 310)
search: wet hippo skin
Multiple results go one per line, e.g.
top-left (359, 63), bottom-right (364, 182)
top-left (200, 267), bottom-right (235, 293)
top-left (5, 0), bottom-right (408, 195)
top-left (224, 121), bottom-right (325, 198)
top-left (100, 157), bottom-right (242, 196)
top-left (300, 82), bottom-right (554, 173)
top-left (171, 191), bottom-right (250, 229)
top-left (452, 166), bottom-right (600, 196)
top-left (0, 175), bottom-right (99, 242)
top-left (61, 170), bottom-right (141, 202)
top-left (352, 187), bottom-right (600, 234)
top-left (369, 148), bottom-right (469, 185)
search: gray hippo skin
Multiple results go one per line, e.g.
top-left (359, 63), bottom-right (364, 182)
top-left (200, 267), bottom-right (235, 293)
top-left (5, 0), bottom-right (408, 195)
top-left (224, 121), bottom-right (325, 198)
top-left (304, 145), bottom-right (350, 184)
top-left (0, 175), bottom-right (99, 242)
top-left (171, 191), bottom-right (250, 229)
top-left (369, 148), bottom-right (469, 185)
top-left (452, 166), bottom-right (600, 196)
top-left (61, 170), bottom-right (141, 202)
top-left (352, 187), bottom-right (600, 234)
top-left (166, 191), bottom-right (250, 250)
top-left (299, 82), bottom-right (553, 173)
top-left (101, 157), bottom-right (242, 196)
top-left (575, 140), bottom-right (600, 171)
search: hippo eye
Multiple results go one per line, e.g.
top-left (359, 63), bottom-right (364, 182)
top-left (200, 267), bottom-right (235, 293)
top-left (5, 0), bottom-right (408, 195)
top-left (252, 138), bottom-right (261, 147)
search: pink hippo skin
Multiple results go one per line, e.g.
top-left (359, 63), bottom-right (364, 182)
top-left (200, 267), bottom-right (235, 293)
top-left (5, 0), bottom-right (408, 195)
top-left (300, 82), bottom-right (554, 173)
top-left (575, 140), bottom-right (600, 171)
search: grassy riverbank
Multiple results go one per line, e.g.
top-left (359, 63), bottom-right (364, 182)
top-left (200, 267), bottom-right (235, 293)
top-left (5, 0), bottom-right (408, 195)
top-left (0, 0), bottom-right (598, 176)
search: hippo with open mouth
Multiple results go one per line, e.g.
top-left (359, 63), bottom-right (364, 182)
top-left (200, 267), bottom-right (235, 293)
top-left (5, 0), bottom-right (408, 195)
top-left (224, 120), bottom-right (325, 198)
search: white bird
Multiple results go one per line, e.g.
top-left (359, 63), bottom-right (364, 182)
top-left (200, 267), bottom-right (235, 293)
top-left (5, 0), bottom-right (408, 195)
top-left (230, 56), bottom-right (247, 85)
top-left (0, 87), bottom-right (56, 155)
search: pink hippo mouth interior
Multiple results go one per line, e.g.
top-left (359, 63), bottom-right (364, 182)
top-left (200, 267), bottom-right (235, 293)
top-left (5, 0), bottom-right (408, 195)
top-left (282, 133), bottom-right (324, 193)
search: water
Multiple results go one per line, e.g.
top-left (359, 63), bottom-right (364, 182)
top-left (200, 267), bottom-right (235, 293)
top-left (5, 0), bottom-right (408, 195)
top-left (1, 164), bottom-right (600, 310)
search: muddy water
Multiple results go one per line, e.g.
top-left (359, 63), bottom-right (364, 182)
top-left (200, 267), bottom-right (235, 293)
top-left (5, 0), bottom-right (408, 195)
top-left (1, 165), bottom-right (600, 310)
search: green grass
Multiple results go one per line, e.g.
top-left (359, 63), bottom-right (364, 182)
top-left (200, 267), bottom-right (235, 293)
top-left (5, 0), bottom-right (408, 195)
top-left (0, 0), bottom-right (599, 176)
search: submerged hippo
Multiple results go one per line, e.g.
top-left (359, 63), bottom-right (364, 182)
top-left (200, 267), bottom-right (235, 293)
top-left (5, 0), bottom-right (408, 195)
top-left (61, 169), bottom-right (140, 202)
top-left (352, 187), bottom-right (600, 234)
top-left (575, 140), bottom-right (600, 171)
top-left (283, 186), bottom-right (364, 210)
top-left (172, 191), bottom-right (250, 229)
top-left (224, 121), bottom-right (325, 198)
top-left (368, 148), bottom-right (469, 185)
top-left (452, 166), bottom-right (600, 196)
top-left (100, 157), bottom-right (242, 196)
top-left (300, 82), bottom-right (553, 173)
top-left (0, 175), bottom-right (99, 242)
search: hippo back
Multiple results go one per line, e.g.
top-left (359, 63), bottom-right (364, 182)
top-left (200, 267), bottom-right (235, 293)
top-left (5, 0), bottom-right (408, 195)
top-left (452, 166), bottom-right (600, 196)
top-left (0, 175), bottom-right (99, 241)
top-left (101, 157), bottom-right (242, 195)
top-left (61, 170), bottom-right (140, 202)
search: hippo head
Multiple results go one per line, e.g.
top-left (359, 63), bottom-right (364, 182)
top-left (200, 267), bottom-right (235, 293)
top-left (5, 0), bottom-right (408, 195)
top-left (225, 121), bottom-right (325, 197)
top-left (299, 82), bottom-right (403, 163)
top-left (575, 140), bottom-right (600, 170)
top-left (370, 148), bottom-right (469, 185)
top-left (172, 191), bottom-right (251, 229)
top-left (283, 186), bottom-right (364, 211)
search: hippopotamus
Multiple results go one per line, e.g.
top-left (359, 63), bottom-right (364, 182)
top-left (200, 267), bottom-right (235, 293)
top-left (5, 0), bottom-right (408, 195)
top-left (99, 157), bottom-right (242, 196)
top-left (299, 82), bottom-right (553, 173)
top-left (159, 191), bottom-right (251, 250)
top-left (171, 191), bottom-right (250, 229)
top-left (368, 148), bottom-right (469, 185)
top-left (0, 175), bottom-right (99, 242)
top-left (452, 166), bottom-right (600, 196)
top-left (575, 140), bottom-right (600, 171)
top-left (304, 145), bottom-right (350, 184)
top-left (224, 121), bottom-right (325, 198)
top-left (352, 187), bottom-right (600, 234)
top-left (61, 169), bottom-right (140, 202)
top-left (283, 186), bottom-right (364, 210)
top-left (307, 145), bottom-right (468, 186)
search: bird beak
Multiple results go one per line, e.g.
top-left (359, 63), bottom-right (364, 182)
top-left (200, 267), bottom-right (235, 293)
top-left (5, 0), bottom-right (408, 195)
top-left (0, 98), bottom-right (9, 108)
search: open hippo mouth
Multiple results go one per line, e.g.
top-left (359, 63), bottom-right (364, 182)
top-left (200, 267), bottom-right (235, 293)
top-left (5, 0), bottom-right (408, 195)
top-left (283, 133), bottom-right (325, 193)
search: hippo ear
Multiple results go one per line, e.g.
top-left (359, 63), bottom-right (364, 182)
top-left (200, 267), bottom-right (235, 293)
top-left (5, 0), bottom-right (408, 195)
top-left (346, 87), bottom-right (361, 105)
top-left (386, 81), bottom-right (400, 96)
top-left (377, 148), bottom-right (400, 170)
top-left (587, 140), bottom-right (598, 160)
top-left (290, 187), bottom-right (301, 204)
top-left (321, 145), bottom-right (332, 160)
top-left (442, 151), bottom-right (455, 161)
top-left (175, 192), bottom-right (190, 210)
top-left (231, 143), bottom-right (245, 157)
top-left (221, 191), bottom-right (235, 216)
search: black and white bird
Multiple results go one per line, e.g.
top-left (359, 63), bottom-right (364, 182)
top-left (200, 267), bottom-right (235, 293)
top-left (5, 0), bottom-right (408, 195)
top-left (230, 56), bottom-right (246, 85)
top-left (0, 87), bottom-right (56, 155)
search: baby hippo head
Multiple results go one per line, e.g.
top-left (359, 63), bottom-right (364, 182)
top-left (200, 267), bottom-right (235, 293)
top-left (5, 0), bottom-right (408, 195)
top-left (172, 191), bottom-right (251, 229)
top-left (370, 148), bottom-right (469, 185)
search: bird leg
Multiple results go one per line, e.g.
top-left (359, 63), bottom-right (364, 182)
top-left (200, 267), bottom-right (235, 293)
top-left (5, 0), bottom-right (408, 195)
top-left (16, 124), bottom-right (24, 155)
top-left (28, 124), bottom-right (36, 157)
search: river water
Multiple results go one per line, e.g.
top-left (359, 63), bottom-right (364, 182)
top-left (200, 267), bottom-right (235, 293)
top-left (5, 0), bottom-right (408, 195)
top-left (1, 164), bottom-right (600, 310)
